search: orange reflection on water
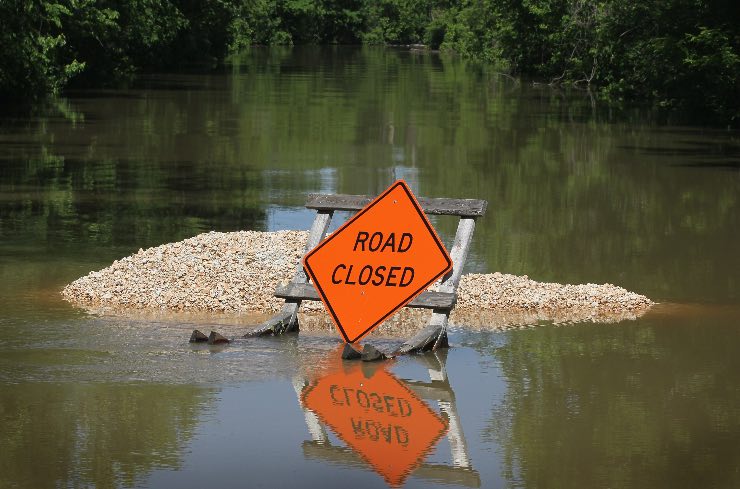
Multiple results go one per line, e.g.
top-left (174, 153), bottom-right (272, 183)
top-left (300, 353), bottom-right (448, 486)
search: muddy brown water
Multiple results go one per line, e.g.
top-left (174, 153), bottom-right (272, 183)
top-left (1, 46), bottom-right (739, 488)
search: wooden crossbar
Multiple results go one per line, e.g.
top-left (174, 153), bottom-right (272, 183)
top-left (306, 193), bottom-right (487, 217)
top-left (245, 190), bottom-right (487, 353)
top-left (275, 282), bottom-right (457, 309)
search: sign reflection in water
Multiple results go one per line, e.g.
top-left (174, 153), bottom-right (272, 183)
top-left (295, 349), bottom-right (480, 487)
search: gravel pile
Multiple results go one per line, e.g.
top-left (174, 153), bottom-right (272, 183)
top-left (63, 231), bottom-right (308, 313)
top-left (62, 230), bottom-right (653, 327)
top-left (458, 273), bottom-right (652, 314)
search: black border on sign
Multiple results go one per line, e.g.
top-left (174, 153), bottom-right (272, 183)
top-left (302, 180), bottom-right (453, 343)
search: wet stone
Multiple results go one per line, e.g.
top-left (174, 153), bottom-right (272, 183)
top-left (208, 331), bottom-right (230, 345)
top-left (361, 345), bottom-right (388, 362)
top-left (341, 343), bottom-right (362, 360)
top-left (189, 329), bottom-right (208, 343)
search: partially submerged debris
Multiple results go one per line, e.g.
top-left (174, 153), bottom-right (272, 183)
top-left (341, 343), bottom-right (362, 360)
top-left (360, 345), bottom-right (388, 362)
top-left (207, 331), bottom-right (230, 345)
top-left (394, 324), bottom-right (447, 356)
top-left (189, 329), bottom-right (208, 343)
top-left (243, 309), bottom-right (299, 337)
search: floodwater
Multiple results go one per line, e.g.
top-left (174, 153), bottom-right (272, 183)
top-left (1, 46), bottom-right (739, 488)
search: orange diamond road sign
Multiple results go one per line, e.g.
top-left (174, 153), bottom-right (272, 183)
top-left (301, 362), bottom-right (448, 486)
top-left (303, 180), bottom-right (452, 343)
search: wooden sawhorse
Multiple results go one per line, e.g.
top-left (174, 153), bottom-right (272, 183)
top-left (245, 192), bottom-right (487, 354)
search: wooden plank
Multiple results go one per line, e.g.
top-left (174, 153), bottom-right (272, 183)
top-left (243, 210), bottom-right (334, 337)
top-left (274, 282), bottom-right (456, 310)
top-left (393, 323), bottom-right (446, 355)
top-left (294, 210), bottom-right (334, 283)
top-left (280, 209), bottom-right (333, 324)
top-left (243, 309), bottom-right (295, 337)
top-left (305, 193), bottom-right (487, 217)
top-left (439, 217), bottom-right (475, 294)
top-left (420, 217), bottom-right (478, 350)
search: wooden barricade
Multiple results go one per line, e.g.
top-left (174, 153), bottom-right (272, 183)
top-left (245, 191), bottom-right (487, 354)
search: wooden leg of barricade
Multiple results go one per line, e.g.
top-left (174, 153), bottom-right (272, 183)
top-left (243, 303), bottom-right (300, 337)
top-left (393, 309), bottom-right (450, 356)
top-left (242, 210), bottom-right (333, 338)
top-left (392, 217), bottom-right (476, 356)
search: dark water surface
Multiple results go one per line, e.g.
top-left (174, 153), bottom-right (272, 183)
top-left (1, 47), bottom-right (739, 488)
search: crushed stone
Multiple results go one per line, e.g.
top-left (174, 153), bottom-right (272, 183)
top-left (62, 230), bottom-right (653, 330)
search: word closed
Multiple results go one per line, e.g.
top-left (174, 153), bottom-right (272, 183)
top-left (304, 180), bottom-right (452, 343)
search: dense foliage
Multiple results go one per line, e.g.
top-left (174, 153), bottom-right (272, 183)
top-left (1, 0), bottom-right (738, 122)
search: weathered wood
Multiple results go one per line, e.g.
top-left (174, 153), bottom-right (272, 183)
top-left (295, 210), bottom-right (334, 282)
top-left (246, 210), bottom-right (334, 337)
top-left (305, 193), bottom-right (487, 217)
top-left (274, 282), bottom-right (457, 310)
top-left (439, 218), bottom-right (476, 293)
top-left (393, 323), bottom-right (446, 355)
top-left (243, 309), bottom-right (297, 337)
top-left (419, 217), bottom-right (477, 351)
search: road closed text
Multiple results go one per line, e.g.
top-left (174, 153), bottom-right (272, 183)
top-left (330, 231), bottom-right (416, 287)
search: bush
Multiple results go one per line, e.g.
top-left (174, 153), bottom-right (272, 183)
top-left (1, 0), bottom-right (737, 123)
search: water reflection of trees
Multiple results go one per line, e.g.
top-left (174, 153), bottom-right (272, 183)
top-left (482, 320), bottom-right (740, 488)
top-left (233, 47), bottom-right (739, 302)
top-left (1, 46), bottom-right (738, 302)
top-left (0, 383), bottom-right (213, 488)
top-left (0, 124), bottom-right (267, 257)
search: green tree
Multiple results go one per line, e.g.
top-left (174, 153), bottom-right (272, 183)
top-left (1, 0), bottom-right (738, 122)
top-left (0, 1), bottom-right (83, 100)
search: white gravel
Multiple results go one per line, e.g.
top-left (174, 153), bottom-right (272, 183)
top-left (62, 230), bottom-right (653, 329)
